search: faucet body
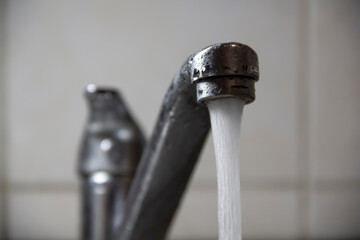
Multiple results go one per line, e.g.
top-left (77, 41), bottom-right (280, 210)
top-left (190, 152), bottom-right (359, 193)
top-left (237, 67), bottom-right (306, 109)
top-left (79, 42), bottom-right (259, 240)
top-left (115, 63), bottom-right (211, 239)
top-left (79, 87), bottom-right (145, 240)
top-left (116, 43), bottom-right (258, 240)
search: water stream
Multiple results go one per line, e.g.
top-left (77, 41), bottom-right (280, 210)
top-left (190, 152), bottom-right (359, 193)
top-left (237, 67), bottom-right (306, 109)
top-left (208, 98), bottom-right (245, 240)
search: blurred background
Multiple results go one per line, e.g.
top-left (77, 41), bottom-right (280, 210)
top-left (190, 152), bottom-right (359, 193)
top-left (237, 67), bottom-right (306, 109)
top-left (0, 0), bottom-right (359, 239)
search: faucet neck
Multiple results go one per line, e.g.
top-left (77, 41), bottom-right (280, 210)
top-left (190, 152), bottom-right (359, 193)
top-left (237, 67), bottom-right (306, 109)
top-left (116, 59), bottom-right (210, 240)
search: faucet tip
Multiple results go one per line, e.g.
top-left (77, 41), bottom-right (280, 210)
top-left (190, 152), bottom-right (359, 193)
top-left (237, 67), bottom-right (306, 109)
top-left (84, 84), bottom-right (120, 99)
top-left (190, 42), bottom-right (259, 105)
top-left (191, 42), bottom-right (259, 81)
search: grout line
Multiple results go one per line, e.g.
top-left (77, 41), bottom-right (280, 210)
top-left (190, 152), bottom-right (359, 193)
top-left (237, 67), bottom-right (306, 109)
top-left (13, 238), bottom-right (357, 240)
top-left (307, 0), bottom-right (321, 238)
top-left (8, 179), bottom-right (360, 193)
top-left (295, 0), bottom-right (312, 239)
top-left (0, 0), bottom-right (9, 238)
top-left (8, 182), bottom-right (80, 193)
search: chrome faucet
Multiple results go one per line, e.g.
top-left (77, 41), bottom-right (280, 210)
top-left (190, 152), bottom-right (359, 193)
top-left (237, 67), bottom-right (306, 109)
top-left (79, 86), bottom-right (145, 240)
top-left (79, 42), bottom-right (259, 240)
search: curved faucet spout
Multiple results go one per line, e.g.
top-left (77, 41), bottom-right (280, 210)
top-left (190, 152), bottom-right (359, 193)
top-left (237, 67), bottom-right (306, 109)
top-left (116, 42), bottom-right (259, 240)
top-left (115, 59), bottom-right (210, 240)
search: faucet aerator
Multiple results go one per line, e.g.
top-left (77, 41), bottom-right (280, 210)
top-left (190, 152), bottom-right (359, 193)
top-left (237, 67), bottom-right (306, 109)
top-left (191, 42), bottom-right (259, 105)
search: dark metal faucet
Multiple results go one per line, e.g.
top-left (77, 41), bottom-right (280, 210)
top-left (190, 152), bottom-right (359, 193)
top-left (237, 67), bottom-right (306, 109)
top-left (79, 42), bottom-right (259, 240)
top-left (79, 86), bottom-right (145, 240)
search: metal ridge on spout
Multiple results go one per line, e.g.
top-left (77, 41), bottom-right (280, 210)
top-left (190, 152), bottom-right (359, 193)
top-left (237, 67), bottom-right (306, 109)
top-left (191, 42), bottom-right (259, 104)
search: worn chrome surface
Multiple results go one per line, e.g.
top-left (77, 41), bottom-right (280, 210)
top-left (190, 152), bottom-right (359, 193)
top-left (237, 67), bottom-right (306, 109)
top-left (79, 85), bottom-right (145, 176)
top-left (83, 172), bottom-right (114, 240)
top-left (115, 62), bottom-right (211, 240)
top-left (79, 86), bottom-right (144, 240)
top-left (191, 42), bottom-right (259, 104)
top-left (115, 42), bottom-right (259, 240)
top-left (196, 76), bottom-right (256, 104)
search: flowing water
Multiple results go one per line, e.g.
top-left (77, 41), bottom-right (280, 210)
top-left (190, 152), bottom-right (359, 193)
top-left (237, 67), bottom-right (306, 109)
top-left (208, 98), bottom-right (245, 240)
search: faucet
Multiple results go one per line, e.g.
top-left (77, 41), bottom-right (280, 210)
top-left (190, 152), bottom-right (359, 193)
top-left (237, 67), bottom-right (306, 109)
top-left (79, 42), bottom-right (259, 240)
top-left (79, 86), bottom-right (145, 240)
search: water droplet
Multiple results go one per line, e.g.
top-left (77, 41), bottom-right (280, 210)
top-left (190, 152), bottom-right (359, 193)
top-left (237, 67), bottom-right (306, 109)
top-left (86, 84), bottom-right (97, 93)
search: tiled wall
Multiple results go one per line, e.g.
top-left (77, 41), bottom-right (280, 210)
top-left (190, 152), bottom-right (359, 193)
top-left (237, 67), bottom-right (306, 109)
top-left (307, 1), bottom-right (360, 236)
top-left (1, 1), bottom-right (359, 239)
top-left (1, 0), bottom-right (7, 237)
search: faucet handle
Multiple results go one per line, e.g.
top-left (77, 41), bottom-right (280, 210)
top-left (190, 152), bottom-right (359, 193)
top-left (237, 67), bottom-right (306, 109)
top-left (79, 84), bottom-right (145, 177)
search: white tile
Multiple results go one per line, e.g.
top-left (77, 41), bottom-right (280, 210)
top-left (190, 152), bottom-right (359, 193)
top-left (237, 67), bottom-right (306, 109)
top-left (168, 190), bottom-right (218, 239)
top-left (8, 190), bottom-right (79, 239)
top-left (191, 135), bottom-right (217, 185)
top-left (242, 189), bottom-right (298, 239)
top-left (309, 190), bottom-right (360, 238)
top-left (6, 188), bottom-right (297, 240)
top-left (0, 0), bottom-right (6, 236)
top-left (309, 1), bottom-right (360, 181)
top-left (169, 188), bottom-right (298, 239)
top-left (0, 194), bottom-right (3, 236)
